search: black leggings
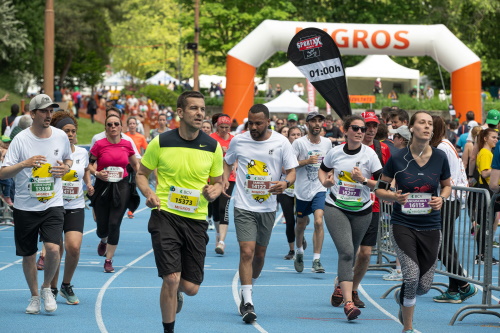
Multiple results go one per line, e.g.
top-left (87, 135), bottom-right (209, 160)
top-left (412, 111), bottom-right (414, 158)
top-left (92, 178), bottom-right (130, 245)
top-left (439, 199), bottom-right (467, 291)
top-left (278, 194), bottom-right (295, 244)
top-left (212, 181), bottom-right (234, 225)
top-left (391, 224), bottom-right (441, 307)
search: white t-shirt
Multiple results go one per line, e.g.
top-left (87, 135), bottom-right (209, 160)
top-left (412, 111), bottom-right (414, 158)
top-left (292, 136), bottom-right (332, 201)
top-left (63, 146), bottom-right (88, 209)
top-left (323, 144), bottom-right (382, 212)
top-left (91, 131), bottom-right (141, 159)
top-left (225, 131), bottom-right (298, 212)
top-left (2, 127), bottom-right (72, 211)
top-left (437, 139), bottom-right (467, 201)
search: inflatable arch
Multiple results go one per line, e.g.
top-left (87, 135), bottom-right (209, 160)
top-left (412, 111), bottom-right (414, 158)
top-left (223, 20), bottom-right (481, 123)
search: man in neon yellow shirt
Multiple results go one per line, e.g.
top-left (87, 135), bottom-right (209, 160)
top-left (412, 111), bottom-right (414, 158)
top-left (136, 91), bottom-right (223, 333)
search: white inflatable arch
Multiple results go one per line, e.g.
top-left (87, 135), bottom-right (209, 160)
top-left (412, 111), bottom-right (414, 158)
top-left (223, 20), bottom-right (481, 122)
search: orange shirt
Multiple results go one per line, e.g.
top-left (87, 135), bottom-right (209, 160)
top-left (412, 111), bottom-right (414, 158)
top-left (125, 132), bottom-right (148, 154)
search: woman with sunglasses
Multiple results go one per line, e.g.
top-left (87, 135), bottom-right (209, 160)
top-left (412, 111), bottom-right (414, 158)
top-left (318, 115), bottom-right (382, 321)
top-left (374, 111), bottom-right (451, 333)
top-left (88, 115), bottom-right (140, 273)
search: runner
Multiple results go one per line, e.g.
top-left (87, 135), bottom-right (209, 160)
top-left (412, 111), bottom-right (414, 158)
top-left (49, 111), bottom-right (94, 305)
top-left (374, 111), bottom-right (451, 332)
top-left (209, 114), bottom-right (235, 255)
top-left (0, 94), bottom-right (72, 314)
top-left (223, 104), bottom-right (298, 323)
top-left (135, 91), bottom-right (223, 333)
top-left (292, 111), bottom-right (331, 273)
top-left (319, 115), bottom-right (383, 321)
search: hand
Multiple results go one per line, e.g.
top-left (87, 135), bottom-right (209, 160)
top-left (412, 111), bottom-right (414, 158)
top-left (87, 184), bottom-right (95, 196)
top-left (145, 192), bottom-right (161, 209)
top-left (0, 94), bottom-right (9, 103)
top-left (51, 160), bottom-right (68, 178)
top-left (269, 181), bottom-right (287, 195)
top-left (96, 170), bottom-right (109, 181)
top-left (202, 184), bottom-right (221, 202)
top-left (429, 196), bottom-right (444, 210)
top-left (323, 172), bottom-right (335, 188)
top-left (351, 166), bottom-right (364, 183)
top-left (221, 179), bottom-right (231, 198)
top-left (308, 155), bottom-right (319, 165)
top-left (394, 190), bottom-right (410, 205)
top-left (27, 155), bottom-right (47, 169)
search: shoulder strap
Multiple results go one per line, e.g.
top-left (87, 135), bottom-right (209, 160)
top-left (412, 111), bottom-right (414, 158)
top-left (373, 139), bottom-right (384, 166)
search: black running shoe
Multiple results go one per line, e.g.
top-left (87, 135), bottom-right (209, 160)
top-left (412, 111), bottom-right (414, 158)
top-left (241, 302), bottom-right (257, 323)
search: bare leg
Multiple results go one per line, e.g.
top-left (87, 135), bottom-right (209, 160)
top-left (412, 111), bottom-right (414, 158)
top-left (106, 244), bottom-right (117, 260)
top-left (23, 254), bottom-right (39, 296)
top-left (252, 245), bottom-right (268, 279)
top-left (353, 245), bottom-right (372, 290)
top-left (312, 210), bottom-right (324, 254)
top-left (239, 241), bottom-right (256, 285)
top-left (41, 242), bottom-right (61, 289)
top-left (295, 216), bottom-right (308, 248)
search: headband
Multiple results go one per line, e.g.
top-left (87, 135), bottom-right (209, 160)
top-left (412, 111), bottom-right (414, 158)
top-left (55, 117), bottom-right (75, 129)
top-left (217, 116), bottom-right (231, 125)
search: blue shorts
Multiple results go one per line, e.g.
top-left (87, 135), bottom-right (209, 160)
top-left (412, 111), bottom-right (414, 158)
top-left (296, 192), bottom-right (326, 218)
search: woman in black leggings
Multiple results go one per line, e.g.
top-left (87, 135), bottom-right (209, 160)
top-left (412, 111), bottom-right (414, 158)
top-left (375, 111), bottom-right (452, 333)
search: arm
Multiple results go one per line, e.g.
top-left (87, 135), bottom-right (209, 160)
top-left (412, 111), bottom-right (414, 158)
top-left (0, 154), bottom-right (47, 179)
top-left (88, 153), bottom-right (109, 181)
top-left (298, 155), bottom-right (318, 167)
top-left (430, 177), bottom-right (451, 210)
top-left (490, 169), bottom-right (500, 193)
top-left (222, 160), bottom-right (233, 194)
top-left (136, 163), bottom-right (160, 209)
top-left (269, 168), bottom-right (296, 195)
top-left (203, 175), bottom-right (223, 202)
top-left (129, 154), bottom-right (140, 173)
top-left (318, 167), bottom-right (334, 188)
top-left (351, 167), bottom-right (380, 190)
top-left (83, 167), bottom-right (94, 196)
top-left (373, 174), bottom-right (409, 204)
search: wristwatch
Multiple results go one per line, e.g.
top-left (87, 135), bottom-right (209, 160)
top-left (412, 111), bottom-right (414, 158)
top-left (440, 196), bottom-right (446, 203)
top-left (362, 178), bottom-right (368, 186)
top-left (284, 179), bottom-right (291, 188)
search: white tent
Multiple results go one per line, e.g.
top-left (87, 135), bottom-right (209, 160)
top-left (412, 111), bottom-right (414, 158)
top-left (102, 70), bottom-right (140, 88)
top-left (264, 90), bottom-right (309, 113)
top-left (266, 55), bottom-right (419, 96)
top-left (146, 70), bottom-right (179, 85)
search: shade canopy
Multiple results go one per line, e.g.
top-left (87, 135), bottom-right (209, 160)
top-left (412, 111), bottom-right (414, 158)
top-left (264, 90), bottom-right (309, 113)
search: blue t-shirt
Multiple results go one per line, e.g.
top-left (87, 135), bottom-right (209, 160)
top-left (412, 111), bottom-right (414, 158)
top-left (492, 141), bottom-right (500, 170)
top-left (383, 147), bottom-right (451, 230)
top-left (456, 133), bottom-right (468, 150)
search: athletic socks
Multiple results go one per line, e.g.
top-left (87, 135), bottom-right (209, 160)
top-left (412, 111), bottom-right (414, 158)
top-left (241, 285), bottom-right (253, 304)
top-left (296, 247), bottom-right (304, 255)
top-left (313, 253), bottom-right (320, 260)
top-left (163, 321), bottom-right (175, 333)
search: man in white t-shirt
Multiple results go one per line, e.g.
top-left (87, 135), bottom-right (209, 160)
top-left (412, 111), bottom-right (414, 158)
top-left (292, 111), bottom-right (331, 274)
top-left (0, 94), bottom-right (73, 314)
top-left (223, 104), bottom-right (298, 324)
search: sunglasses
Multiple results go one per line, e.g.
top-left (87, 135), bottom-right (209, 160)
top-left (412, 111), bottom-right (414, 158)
top-left (276, 122), bottom-right (284, 125)
top-left (349, 125), bottom-right (367, 133)
top-left (107, 122), bottom-right (121, 127)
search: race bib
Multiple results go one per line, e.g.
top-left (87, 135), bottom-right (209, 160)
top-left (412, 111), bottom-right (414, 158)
top-left (62, 181), bottom-right (81, 200)
top-left (105, 166), bottom-right (124, 182)
top-left (308, 151), bottom-right (324, 167)
top-left (29, 177), bottom-right (55, 198)
top-left (337, 181), bottom-right (363, 201)
top-left (402, 193), bottom-right (432, 215)
top-left (245, 175), bottom-right (272, 195)
top-left (284, 184), bottom-right (295, 196)
top-left (167, 186), bottom-right (200, 213)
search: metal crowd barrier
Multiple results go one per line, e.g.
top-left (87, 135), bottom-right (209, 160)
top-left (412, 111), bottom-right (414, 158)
top-left (372, 186), bottom-right (500, 325)
top-left (0, 198), bottom-right (13, 226)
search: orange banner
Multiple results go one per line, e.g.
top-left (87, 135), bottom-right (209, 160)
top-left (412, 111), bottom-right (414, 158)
top-left (349, 95), bottom-right (376, 103)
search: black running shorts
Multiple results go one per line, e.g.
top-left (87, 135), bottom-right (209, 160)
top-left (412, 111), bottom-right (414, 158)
top-left (63, 208), bottom-right (85, 233)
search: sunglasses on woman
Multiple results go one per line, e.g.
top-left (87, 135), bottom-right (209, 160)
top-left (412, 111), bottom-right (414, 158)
top-left (107, 122), bottom-right (121, 127)
top-left (349, 125), bottom-right (367, 133)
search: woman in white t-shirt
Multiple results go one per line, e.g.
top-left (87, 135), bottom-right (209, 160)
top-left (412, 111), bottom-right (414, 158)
top-left (318, 115), bottom-right (382, 321)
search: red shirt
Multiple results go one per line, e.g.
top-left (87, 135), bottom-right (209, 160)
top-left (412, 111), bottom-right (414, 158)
top-left (210, 132), bottom-right (236, 182)
top-left (368, 141), bottom-right (391, 212)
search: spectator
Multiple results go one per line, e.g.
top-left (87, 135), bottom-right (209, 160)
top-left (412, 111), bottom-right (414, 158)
top-left (2, 103), bottom-right (19, 136)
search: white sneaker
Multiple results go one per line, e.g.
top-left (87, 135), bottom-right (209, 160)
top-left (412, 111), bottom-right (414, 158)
top-left (41, 287), bottom-right (57, 312)
top-left (383, 268), bottom-right (403, 281)
top-left (26, 296), bottom-right (41, 314)
top-left (208, 220), bottom-right (215, 230)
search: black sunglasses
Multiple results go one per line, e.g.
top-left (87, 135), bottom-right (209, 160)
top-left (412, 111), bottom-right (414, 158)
top-left (349, 125), bottom-right (367, 133)
top-left (276, 122), bottom-right (284, 125)
top-left (107, 122), bottom-right (121, 127)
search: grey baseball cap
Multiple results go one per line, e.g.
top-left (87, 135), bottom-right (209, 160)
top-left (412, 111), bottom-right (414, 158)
top-left (29, 94), bottom-right (59, 111)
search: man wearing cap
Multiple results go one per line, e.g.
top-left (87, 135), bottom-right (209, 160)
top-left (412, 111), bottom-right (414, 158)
top-left (0, 94), bottom-right (73, 314)
top-left (292, 111), bottom-right (332, 274)
top-left (287, 113), bottom-right (298, 129)
top-left (348, 110), bottom-right (391, 308)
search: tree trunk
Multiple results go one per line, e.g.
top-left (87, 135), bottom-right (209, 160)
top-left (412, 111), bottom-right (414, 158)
top-left (59, 52), bottom-right (73, 87)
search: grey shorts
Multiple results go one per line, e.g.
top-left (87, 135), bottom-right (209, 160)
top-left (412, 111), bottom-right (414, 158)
top-left (234, 207), bottom-right (276, 247)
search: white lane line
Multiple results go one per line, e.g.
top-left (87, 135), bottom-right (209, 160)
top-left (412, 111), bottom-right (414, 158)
top-left (232, 271), bottom-right (268, 333)
top-left (95, 249), bottom-right (153, 333)
top-left (358, 285), bottom-right (422, 333)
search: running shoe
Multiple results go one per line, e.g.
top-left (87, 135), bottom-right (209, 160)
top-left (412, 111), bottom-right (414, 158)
top-left (352, 290), bottom-right (365, 308)
top-left (241, 302), bottom-right (257, 323)
top-left (343, 301), bottom-right (360, 321)
top-left (51, 288), bottom-right (58, 300)
top-left (403, 330), bottom-right (415, 333)
top-left (41, 287), bottom-right (57, 313)
top-left (493, 240), bottom-right (500, 248)
top-left (432, 290), bottom-right (461, 303)
top-left (104, 259), bottom-right (114, 273)
top-left (294, 253), bottom-right (304, 272)
top-left (311, 259), bottom-right (325, 273)
top-left (330, 286), bottom-right (343, 307)
top-left (127, 211), bottom-right (134, 219)
top-left (176, 291), bottom-right (183, 314)
top-left (26, 296), bottom-right (41, 314)
top-left (36, 255), bottom-right (45, 271)
top-left (97, 241), bottom-right (107, 257)
top-left (59, 284), bottom-right (79, 305)
top-left (208, 220), bottom-right (215, 230)
top-left (383, 268), bottom-right (403, 281)
top-left (215, 241), bottom-right (225, 255)
top-left (284, 250), bottom-right (295, 260)
top-left (474, 255), bottom-right (497, 265)
top-left (459, 284), bottom-right (478, 302)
